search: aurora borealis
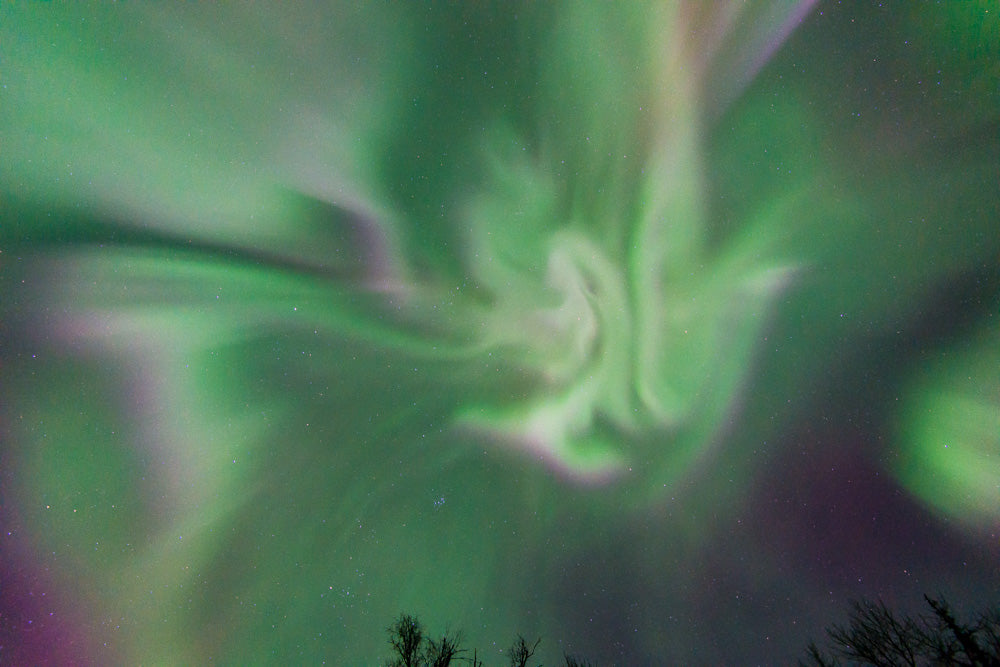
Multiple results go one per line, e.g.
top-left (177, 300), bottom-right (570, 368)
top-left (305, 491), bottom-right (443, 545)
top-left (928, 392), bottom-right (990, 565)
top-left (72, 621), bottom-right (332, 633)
top-left (2, 2), bottom-right (998, 664)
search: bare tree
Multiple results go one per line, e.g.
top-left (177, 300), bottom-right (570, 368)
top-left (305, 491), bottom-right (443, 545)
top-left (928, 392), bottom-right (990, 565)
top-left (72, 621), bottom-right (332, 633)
top-left (923, 596), bottom-right (998, 667)
top-left (426, 630), bottom-right (465, 667)
top-left (802, 595), bottom-right (1000, 667)
top-left (385, 613), bottom-right (466, 667)
top-left (387, 614), bottom-right (426, 667)
top-left (384, 612), bottom-right (592, 666)
top-left (507, 635), bottom-right (541, 667)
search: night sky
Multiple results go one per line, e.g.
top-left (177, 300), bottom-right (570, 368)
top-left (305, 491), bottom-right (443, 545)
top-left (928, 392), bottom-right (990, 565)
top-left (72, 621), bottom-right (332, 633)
top-left (2, 2), bottom-right (998, 664)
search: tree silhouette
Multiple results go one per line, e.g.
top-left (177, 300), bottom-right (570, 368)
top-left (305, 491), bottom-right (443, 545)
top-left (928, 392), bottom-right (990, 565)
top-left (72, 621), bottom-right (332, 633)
top-left (386, 614), bottom-right (426, 667)
top-left (385, 614), bottom-right (465, 667)
top-left (426, 630), bottom-right (465, 667)
top-left (383, 612), bottom-right (590, 666)
top-left (507, 635), bottom-right (541, 667)
top-left (803, 595), bottom-right (1000, 667)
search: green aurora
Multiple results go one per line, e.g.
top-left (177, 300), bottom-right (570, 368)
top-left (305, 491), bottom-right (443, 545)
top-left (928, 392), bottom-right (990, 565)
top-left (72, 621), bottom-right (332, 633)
top-left (2, 2), bottom-right (998, 663)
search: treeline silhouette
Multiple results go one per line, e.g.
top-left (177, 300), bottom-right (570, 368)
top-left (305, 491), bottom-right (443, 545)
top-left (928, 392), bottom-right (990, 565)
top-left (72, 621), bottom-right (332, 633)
top-left (802, 594), bottom-right (1000, 667)
top-left (383, 613), bottom-right (592, 667)
top-left (384, 594), bottom-right (1000, 665)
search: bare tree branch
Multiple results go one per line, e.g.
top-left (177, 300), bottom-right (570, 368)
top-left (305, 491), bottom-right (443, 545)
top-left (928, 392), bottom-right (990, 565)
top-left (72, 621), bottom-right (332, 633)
top-left (804, 595), bottom-right (1000, 667)
top-left (508, 635), bottom-right (541, 667)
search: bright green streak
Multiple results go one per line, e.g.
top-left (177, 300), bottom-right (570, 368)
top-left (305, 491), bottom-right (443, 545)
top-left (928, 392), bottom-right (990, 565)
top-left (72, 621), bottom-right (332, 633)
top-left (894, 323), bottom-right (1000, 529)
top-left (2, 5), bottom-right (803, 662)
top-left (4, 3), bottom-right (796, 486)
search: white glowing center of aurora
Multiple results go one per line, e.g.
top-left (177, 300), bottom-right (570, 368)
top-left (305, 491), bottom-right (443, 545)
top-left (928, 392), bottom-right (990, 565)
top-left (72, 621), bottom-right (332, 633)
top-left (449, 155), bottom-right (794, 482)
